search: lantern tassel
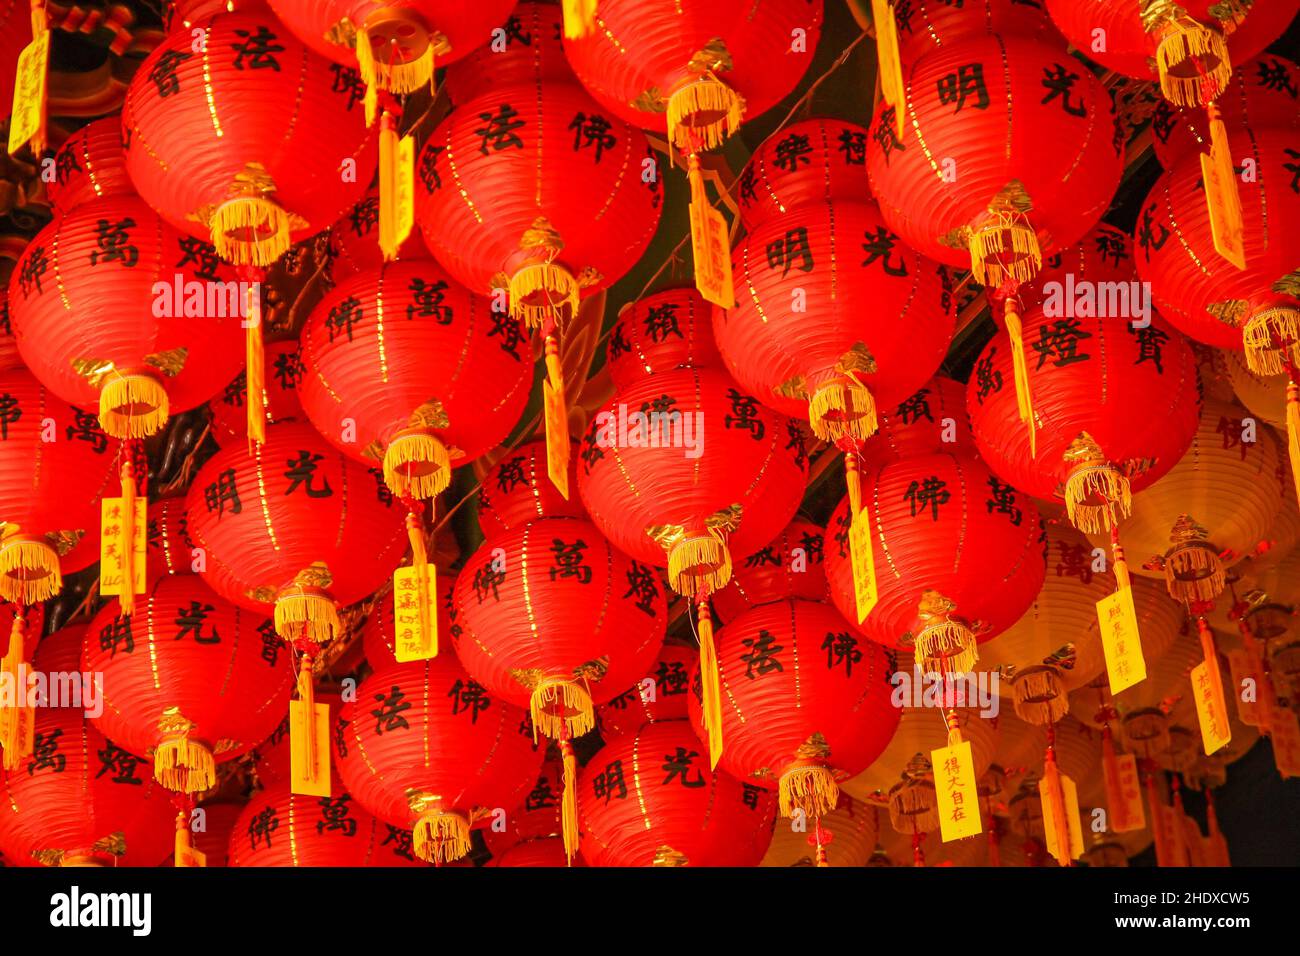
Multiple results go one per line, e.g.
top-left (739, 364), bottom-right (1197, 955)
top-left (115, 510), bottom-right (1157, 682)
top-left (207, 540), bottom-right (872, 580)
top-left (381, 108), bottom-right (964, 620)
top-left (543, 334), bottom-right (570, 498)
top-left (153, 735), bottom-right (215, 794)
top-left (1001, 297), bottom-right (1037, 459)
top-left (779, 763), bottom-right (839, 820)
top-left (666, 76), bottom-right (744, 155)
top-left (0, 535), bottom-right (61, 604)
top-left (1241, 307), bottom-right (1300, 376)
top-left (509, 261), bottom-right (579, 331)
top-left (561, 0), bottom-right (597, 39)
top-left (405, 508), bottom-right (435, 658)
top-left (697, 598), bottom-right (724, 770)
top-left (944, 708), bottom-right (964, 748)
top-left (1063, 460), bottom-right (1130, 535)
top-left (668, 532), bottom-right (732, 598)
top-left (356, 28), bottom-right (434, 101)
top-left (809, 379), bottom-right (877, 443)
top-left (913, 618), bottom-right (977, 675)
top-left (174, 810), bottom-right (204, 867)
top-left (293, 653), bottom-right (319, 789)
top-left (1012, 667), bottom-right (1067, 725)
top-left (244, 280), bottom-right (266, 446)
top-left (1041, 745), bottom-right (1073, 867)
top-left (274, 590), bottom-right (340, 645)
top-left (528, 678), bottom-right (594, 742)
top-left (377, 110), bottom-right (413, 261)
top-left (1286, 382), bottom-right (1300, 512)
top-left (0, 610), bottom-right (33, 771)
top-left (411, 808), bottom-right (471, 864)
top-left (118, 453), bottom-right (137, 618)
top-left (99, 372), bottom-right (169, 440)
top-left (210, 195), bottom-right (291, 268)
top-left (383, 430), bottom-right (452, 500)
top-left (1154, 17), bottom-right (1230, 107)
top-left (560, 737), bottom-right (580, 863)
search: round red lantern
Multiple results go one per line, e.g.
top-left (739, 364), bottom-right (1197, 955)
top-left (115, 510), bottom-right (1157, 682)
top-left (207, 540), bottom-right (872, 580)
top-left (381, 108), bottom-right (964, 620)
top-left (825, 450), bottom-right (1046, 671)
top-left (596, 642), bottom-right (698, 738)
top-left (145, 497), bottom-right (197, 585)
top-left (887, 0), bottom-right (1059, 65)
top-left (687, 599), bottom-right (900, 824)
top-left (175, 801), bottom-right (242, 867)
top-left (860, 375), bottom-right (977, 466)
top-left (475, 440), bottom-right (586, 538)
top-left (209, 339), bottom-right (308, 445)
top-left (715, 195), bottom-right (954, 444)
top-left (336, 654), bottom-right (544, 863)
top-left (45, 117), bottom-right (135, 216)
top-left (711, 518), bottom-right (830, 623)
top-left (604, 287), bottom-right (723, 388)
top-left (360, 573), bottom-right (456, 668)
top-left (122, 2), bottom-right (376, 267)
top-left (299, 257), bottom-right (532, 500)
top-left (578, 719), bottom-right (777, 867)
top-left (228, 779), bottom-right (426, 866)
top-left (326, 190), bottom-right (430, 283)
top-left (84, 574), bottom-right (295, 793)
top-left (492, 836), bottom-right (582, 867)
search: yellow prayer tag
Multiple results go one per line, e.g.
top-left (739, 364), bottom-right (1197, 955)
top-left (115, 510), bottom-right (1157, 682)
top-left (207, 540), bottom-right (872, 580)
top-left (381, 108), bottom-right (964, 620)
top-left (1268, 706), bottom-right (1300, 778)
top-left (932, 740), bottom-right (982, 842)
top-left (8, 30), bottom-right (49, 157)
top-left (543, 379), bottom-right (570, 500)
top-left (1039, 771), bottom-right (1084, 863)
top-left (871, 0), bottom-right (906, 138)
top-left (1095, 586), bottom-right (1146, 694)
top-left (1199, 119), bottom-right (1246, 271)
top-left (394, 134), bottom-right (415, 250)
top-left (689, 198), bottom-right (735, 309)
top-left (1190, 660), bottom-right (1232, 756)
top-left (1226, 649), bottom-right (1269, 730)
top-left (392, 564), bottom-right (438, 662)
top-left (1106, 752), bottom-right (1146, 833)
top-left (289, 699), bottom-right (332, 797)
top-left (849, 510), bottom-right (878, 623)
top-left (99, 497), bottom-right (147, 597)
top-left (176, 846), bottom-right (207, 868)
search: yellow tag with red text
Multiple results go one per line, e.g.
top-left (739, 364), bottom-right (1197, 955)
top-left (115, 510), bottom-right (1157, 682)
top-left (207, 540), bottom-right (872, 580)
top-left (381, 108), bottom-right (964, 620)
top-left (8, 31), bottom-right (49, 157)
top-left (99, 497), bottom-right (147, 597)
top-left (1200, 119), bottom-right (1246, 271)
top-left (543, 379), bottom-right (571, 500)
top-left (289, 700), bottom-right (332, 797)
top-left (871, 0), bottom-right (906, 138)
top-left (1040, 772), bottom-right (1084, 863)
top-left (1226, 648), bottom-right (1271, 730)
top-left (849, 509), bottom-right (878, 624)
top-left (1104, 752), bottom-right (1146, 833)
top-left (1096, 586), bottom-right (1146, 694)
top-left (932, 740), bottom-right (982, 842)
top-left (1269, 706), bottom-right (1300, 778)
top-left (689, 197), bottom-right (735, 309)
top-left (392, 564), bottom-right (438, 662)
top-left (1191, 659), bottom-right (1232, 756)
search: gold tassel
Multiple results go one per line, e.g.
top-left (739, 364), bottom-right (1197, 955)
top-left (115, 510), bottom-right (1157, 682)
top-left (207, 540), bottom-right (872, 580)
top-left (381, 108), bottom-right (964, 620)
top-left (809, 379), bottom-right (878, 443)
top-left (356, 24), bottom-right (434, 111)
top-left (382, 430), bottom-right (452, 500)
top-left (968, 220), bottom-right (1041, 290)
top-left (1041, 747), bottom-right (1073, 867)
top-left (686, 153), bottom-right (735, 309)
top-left (561, 0), bottom-right (597, 39)
top-left (528, 678), bottom-right (594, 742)
top-left (543, 334), bottom-right (570, 494)
top-left (697, 598), bottom-right (724, 769)
top-left (560, 737), bottom-right (580, 863)
top-left (0, 535), bottom-right (61, 604)
top-left (944, 709), bottom-right (964, 749)
top-left (1163, 538), bottom-right (1225, 603)
top-left (509, 261), bottom-right (579, 330)
top-left (871, 0), bottom-right (906, 138)
top-left (667, 76), bottom-right (744, 155)
top-left (888, 779), bottom-right (939, 835)
top-left (99, 372), bottom-right (169, 440)
top-left (153, 734), bottom-right (215, 794)
top-left (1241, 306), bottom-right (1300, 375)
top-left (210, 196), bottom-right (291, 268)
top-left (174, 811), bottom-right (205, 867)
top-left (293, 653), bottom-right (319, 791)
top-left (0, 611), bottom-right (33, 771)
top-left (1287, 382), bottom-right (1300, 514)
top-left (913, 618), bottom-right (977, 675)
top-left (377, 111), bottom-right (414, 261)
top-left (779, 763), bottom-right (839, 819)
top-left (405, 510), bottom-right (436, 658)
top-left (1012, 667), bottom-right (1067, 725)
top-left (411, 808), bottom-right (471, 864)
top-left (274, 589), bottom-right (340, 645)
top-left (1063, 460), bottom-right (1130, 534)
top-left (1101, 725), bottom-right (1125, 817)
top-left (118, 454), bottom-right (136, 617)
top-left (245, 304), bottom-right (266, 446)
top-left (1154, 17), bottom-right (1230, 107)
top-left (1001, 297), bottom-right (1037, 459)
top-left (668, 533), bottom-right (732, 597)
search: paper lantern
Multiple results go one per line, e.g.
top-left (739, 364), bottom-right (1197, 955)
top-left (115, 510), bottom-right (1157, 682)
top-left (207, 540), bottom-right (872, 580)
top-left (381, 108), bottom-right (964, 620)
top-left (688, 599), bottom-right (900, 822)
top-left (715, 195), bottom-right (955, 445)
top-left (604, 287), bottom-right (722, 389)
top-left (1134, 126), bottom-right (1300, 352)
top-left (209, 339), bottom-right (308, 445)
top-left (122, 2), bottom-right (376, 267)
top-left (1225, 350), bottom-right (1287, 427)
top-left (45, 117), bottom-right (134, 215)
top-left (228, 779), bottom-right (426, 867)
top-left (145, 497), bottom-right (197, 585)
top-left (175, 802), bottom-right (243, 867)
top-left (475, 439), bottom-right (585, 538)
top-left (84, 574), bottom-right (295, 793)
top-left (860, 375), bottom-right (977, 466)
top-left (326, 190), bottom-right (430, 282)
top-left (299, 257), bottom-right (532, 500)
top-left (888, 0), bottom-right (1058, 65)
top-left (491, 836), bottom-right (583, 867)
top-left (711, 518), bottom-right (830, 623)
top-left (1044, 0), bottom-right (1298, 106)
top-left (577, 719), bottom-right (777, 867)
top-left (597, 643), bottom-right (697, 739)
top-left (335, 654), bottom-right (543, 863)
top-left (825, 450), bottom-right (1045, 672)
top-left (0, 290), bottom-right (19, 373)
top-left (736, 117), bottom-right (875, 229)
top-left (761, 793), bottom-right (878, 867)
top-left (8, 194), bottom-right (246, 439)
top-left (184, 419), bottom-right (407, 643)
top-left (360, 574), bottom-right (457, 668)
top-left (483, 759), bottom-right (568, 859)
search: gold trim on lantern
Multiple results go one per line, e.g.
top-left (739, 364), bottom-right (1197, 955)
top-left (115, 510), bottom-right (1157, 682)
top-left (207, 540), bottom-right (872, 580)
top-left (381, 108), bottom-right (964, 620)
top-left (1012, 665), bottom-right (1069, 726)
top-left (666, 73), bottom-right (745, 155)
top-left (1163, 516), bottom-right (1225, 603)
top-left (273, 573), bottom-right (339, 646)
top-left (1150, 9), bottom-right (1231, 107)
top-left (527, 676), bottom-right (595, 742)
top-left (409, 796), bottom-right (472, 864)
top-left (911, 591), bottom-right (978, 674)
top-left (1063, 433), bottom-right (1132, 534)
top-left (355, 9), bottom-right (444, 99)
top-left (382, 427), bottom-right (453, 500)
top-left (153, 708), bottom-right (216, 794)
top-left (1242, 304), bottom-right (1300, 376)
top-left (968, 206), bottom-right (1041, 289)
top-left (0, 532), bottom-right (62, 603)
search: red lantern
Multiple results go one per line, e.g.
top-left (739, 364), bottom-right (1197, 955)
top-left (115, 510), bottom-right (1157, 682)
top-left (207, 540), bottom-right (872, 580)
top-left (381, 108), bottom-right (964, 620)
top-left (122, 2), bottom-right (376, 267)
top-left (578, 719), bottom-right (778, 867)
top-left (8, 193), bottom-right (245, 439)
top-left (83, 574), bottom-right (295, 794)
top-left (596, 642), bottom-right (698, 738)
top-left (0, 366), bottom-right (114, 605)
top-left (336, 654), bottom-right (544, 863)
top-left (483, 759), bottom-right (567, 857)
top-left (228, 779), bottom-right (426, 866)
top-left (327, 190), bottom-right (431, 283)
top-left (492, 836), bottom-right (583, 867)
top-left (686, 599), bottom-right (899, 825)
top-left (299, 257), bottom-right (532, 501)
top-left (825, 450), bottom-right (1046, 671)
top-left (1044, 0), bottom-right (1298, 105)
top-left (735, 117), bottom-right (874, 229)
top-left (715, 194), bottom-right (954, 444)
top-left (0, 628), bottom-right (176, 867)
top-left (45, 117), bottom-right (135, 216)
top-left (604, 287), bottom-right (723, 388)
top-left (209, 339), bottom-right (308, 445)
top-left (173, 802), bottom-right (242, 867)
top-left (887, 0), bottom-right (1059, 65)
top-left (476, 440), bottom-right (586, 538)
top-left (360, 576), bottom-right (456, 668)
top-left (144, 497), bottom-right (197, 586)
top-left (711, 519), bottom-right (830, 623)
top-left (860, 375), bottom-right (977, 466)
top-left (0, 289), bottom-right (19, 373)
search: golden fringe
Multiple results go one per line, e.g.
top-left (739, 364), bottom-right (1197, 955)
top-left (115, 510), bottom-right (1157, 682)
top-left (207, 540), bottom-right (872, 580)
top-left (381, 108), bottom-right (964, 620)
top-left (667, 77), bottom-right (744, 155)
top-left (808, 380), bottom-right (878, 443)
top-left (888, 781), bottom-right (938, 834)
top-left (698, 606), bottom-right (724, 769)
top-left (668, 533), bottom-right (732, 597)
top-left (1012, 667), bottom-right (1068, 726)
top-left (356, 26), bottom-right (434, 99)
top-left (1064, 462), bottom-right (1131, 534)
top-left (1041, 756), bottom-right (1073, 866)
top-left (509, 261), bottom-right (579, 330)
top-left (560, 738), bottom-right (579, 863)
top-left (294, 654), bottom-right (320, 790)
top-left (383, 431), bottom-right (451, 500)
top-left (245, 319), bottom-right (266, 446)
top-left (411, 809), bottom-right (471, 864)
top-left (1002, 299), bottom-right (1038, 459)
top-left (0, 614), bottom-right (32, 769)
top-left (1242, 307), bottom-right (1300, 376)
top-left (0, 537), bottom-right (61, 604)
top-left (1155, 20), bottom-right (1231, 107)
top-left (913, 619), bottom-right (977, 674)
top-left (561, 0), bottom-right (597, 39)
top-left (1164, 544), bottom-right (1225, 603)
top-left (779, 764), bottom-right (839, 820)
top-left (1288, 383), bottom-right (1300, 515)
top-left (529, 678), bottom-right (594, 742)
top-left (118, 456), bottom-right (137, 618)
top-left (210, 196), bottom-right (291, 268)
top-left (153, 736), bottom-right (215, 794)
top-left (99, 373), bottom-right (168, 440)
top-left (968, 220), bottom-right (1041, 290)
top-left (274, 591), bottom-right (340, 645)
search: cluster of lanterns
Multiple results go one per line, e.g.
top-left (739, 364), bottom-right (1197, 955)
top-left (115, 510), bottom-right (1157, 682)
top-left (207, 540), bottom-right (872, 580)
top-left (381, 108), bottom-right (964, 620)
top-left (0, 0), bottom-right (1296, 869)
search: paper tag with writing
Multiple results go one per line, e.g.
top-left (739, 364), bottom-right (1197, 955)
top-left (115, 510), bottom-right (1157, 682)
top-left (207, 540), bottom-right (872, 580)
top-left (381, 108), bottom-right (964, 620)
top-left (932, 740), bottom-right (982, 842)
top-left (1096, 586), bottom-right (1146, 694)
top-left (1104, 752), bottom-right (1146, 833)
top-left (871, 0), bottom-right (906, 138)
top-left (1200, 119), bottom-right (1246, 271)
top-left (849, 510), bottom-right (878, 624)
top-left (1269, 706), bottom-right (1300, 778)
top-left (8, 31), bottom-right (49, 157)
top-left (690, 198), bottom-right (735, 309)
top-left (289, 700), bottom-right (332, 797)
top-left (1039, 772), bottom-right (1084, 863)
top-left (1191, 659), bottom-right (1232, 756)
top-left (393, 564), bottom-right (438, 662)
top-left (395, 134), bottom-right (415, 250)
top-left (99, 497), bottom-right (147, 596)
top-left (543, 379), bottom-right (570, 500)
top-left (1226, 648), bottom-right (1270, 730)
